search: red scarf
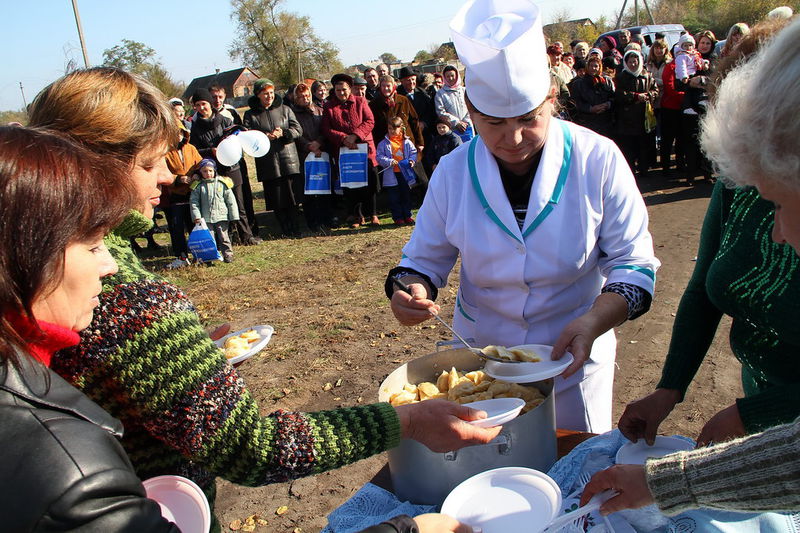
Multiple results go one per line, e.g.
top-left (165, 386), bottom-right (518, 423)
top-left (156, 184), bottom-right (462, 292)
top-left (6, 313), bottom-right (80, 367)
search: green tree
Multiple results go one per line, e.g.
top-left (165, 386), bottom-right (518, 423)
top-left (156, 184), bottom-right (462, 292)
top-left (101, 39), bottom-right (184, 98)
top-left (102, 39), bottom-right (156, 71)
top-left (380, 52), bottom-right (399, 64)
top-left (414, 50), bottom-right (434, 63)
top-left (0, 109), bottom-right (27, 125)
top-left (230, 0), bottom-right (343, 86)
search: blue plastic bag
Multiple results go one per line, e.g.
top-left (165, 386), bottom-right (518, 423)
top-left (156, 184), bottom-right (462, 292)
top-left (187, 219), bottom-right (222, 262)
top-left (339, 143), bottom-right (369, 188)
top-left (458, 124), bottom-right (474, 143)
top-left (397, 159), bottom-right (417, 186)
top-left (304, 153), bottom-right (332, 195)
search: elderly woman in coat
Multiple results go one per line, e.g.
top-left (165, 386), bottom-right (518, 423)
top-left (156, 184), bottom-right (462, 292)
top-left (244, 78), bottom-right (304, 237)
top-left (321, 73), bottom-right (380, 228)
top-left (291, 82), bottom-right (333, 232)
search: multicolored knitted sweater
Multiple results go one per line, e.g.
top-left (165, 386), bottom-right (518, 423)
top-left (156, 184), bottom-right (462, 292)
top-left (657, 183), bottom-right (800, 432)
top-left (52, 211), bottom-right (401, 527)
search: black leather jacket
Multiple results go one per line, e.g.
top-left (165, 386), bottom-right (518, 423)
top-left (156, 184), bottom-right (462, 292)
top-left (0, 357), bottom-right (178, 532)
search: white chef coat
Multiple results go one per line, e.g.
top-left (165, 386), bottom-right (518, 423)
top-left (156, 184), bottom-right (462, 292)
top-left (399, 118), bottom-right (660, 432)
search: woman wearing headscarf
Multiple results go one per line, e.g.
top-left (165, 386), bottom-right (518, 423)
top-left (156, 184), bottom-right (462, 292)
top-left (291, 82), bottom-right (333, 232)
top-left (244, 78), bottom-right (304, 237)
top-left (0, 126), bottom-right (177, 531)
top-left (321, 73), bottom-right (381, 227)
top-left (646, 39), bottom-right (672, 170)
top-left (585, 16), bottom-right (800, 516)
top-left (434, 65), bottom-right (472, 137)
top-left (614, 49), bottom-right (659, 178)
top-left (369, 75), bottom-right (423, 149)
top-left (387, 0), bottom-right (659, 433)
top-left (569, 54), bottom-right (615, 138)
top-left (28, 67), bottom-right (500, 533)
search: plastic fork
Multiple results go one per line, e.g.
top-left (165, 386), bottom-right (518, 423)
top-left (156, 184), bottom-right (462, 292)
top-left (542, 490), bottom-right (617, 532)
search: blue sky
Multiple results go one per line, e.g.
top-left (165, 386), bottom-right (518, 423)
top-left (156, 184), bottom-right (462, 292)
top-left (1, 0), bottom-right (614, 111)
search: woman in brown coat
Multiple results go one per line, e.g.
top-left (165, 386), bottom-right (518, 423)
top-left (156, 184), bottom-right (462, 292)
top-left (369, 75), bottom-right (423, 149)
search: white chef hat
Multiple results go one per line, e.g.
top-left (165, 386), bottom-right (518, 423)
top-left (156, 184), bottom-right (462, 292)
top-left (450, 0), bottom-right (551, 118)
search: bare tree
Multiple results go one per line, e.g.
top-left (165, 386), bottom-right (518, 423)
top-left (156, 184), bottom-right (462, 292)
top-left (230, 0), bottom-right (343, 85)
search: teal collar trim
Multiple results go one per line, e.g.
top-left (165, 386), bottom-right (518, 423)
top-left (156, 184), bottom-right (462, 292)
top-left (467, 120), bottom-right (574, 244)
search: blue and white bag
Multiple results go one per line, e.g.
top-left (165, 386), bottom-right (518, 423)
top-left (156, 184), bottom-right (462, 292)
top-left (304, 153), bottom-right (331, 195)
top-left (187, 219), bottom-right (222, 262)
top-left (338, 143), bottom-right (369, 188)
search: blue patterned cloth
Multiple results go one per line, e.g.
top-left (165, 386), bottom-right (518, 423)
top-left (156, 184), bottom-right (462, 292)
top-left (324, 430), bottom-right (800, 532)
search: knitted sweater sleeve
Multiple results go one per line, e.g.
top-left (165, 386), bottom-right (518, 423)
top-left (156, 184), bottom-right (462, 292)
top-left (646, 419), bottom-right (800, 515)
top-left (52, 218), bottom-right (401, 487)
top-left (656, 182), bottom-right (727, 398)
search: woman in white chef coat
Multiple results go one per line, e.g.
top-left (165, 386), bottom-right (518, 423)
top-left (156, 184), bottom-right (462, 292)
top-left (386, 0), bottom-right (660, 433)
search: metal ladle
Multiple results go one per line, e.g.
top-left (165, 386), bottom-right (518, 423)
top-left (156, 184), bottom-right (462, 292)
top-left (392, 278), bottom-right (523, 364)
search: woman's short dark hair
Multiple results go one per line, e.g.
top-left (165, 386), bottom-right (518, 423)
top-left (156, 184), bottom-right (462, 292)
top-left (0, 126), bottom-right (132, 368)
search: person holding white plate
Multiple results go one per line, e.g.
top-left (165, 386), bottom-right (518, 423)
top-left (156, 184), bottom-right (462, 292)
top-left (582, 15), bottom-right (800, 517)
top-left (386, 0), bottom-right (659, 433)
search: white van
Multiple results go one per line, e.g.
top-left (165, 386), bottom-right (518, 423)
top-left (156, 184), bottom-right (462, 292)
top-left (596, 24), bottom-right (686, 51)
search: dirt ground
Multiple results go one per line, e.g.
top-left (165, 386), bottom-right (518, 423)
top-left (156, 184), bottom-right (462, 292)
top-left (161, 170), bottom-right (741, 532)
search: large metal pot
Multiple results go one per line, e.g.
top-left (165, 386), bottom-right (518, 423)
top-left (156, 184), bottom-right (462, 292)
top-left (378, 348), bottom-right (557, 505)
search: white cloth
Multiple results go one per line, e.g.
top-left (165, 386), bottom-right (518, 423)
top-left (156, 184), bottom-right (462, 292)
top-left (449, 0), bottom-right (551, 118)
top-left (434, 85), bottom-right (471, 129)
top-left (398, 119), bottom-right (660, 432)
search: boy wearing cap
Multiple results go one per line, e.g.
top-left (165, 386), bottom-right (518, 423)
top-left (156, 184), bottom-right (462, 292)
top-left (387, 0), bottom-right (659, 433)
top-left (190, 159), bottom-right (240, 263)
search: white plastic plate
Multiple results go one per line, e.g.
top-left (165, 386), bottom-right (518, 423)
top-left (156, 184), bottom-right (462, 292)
top-left (615, 436), bottom-right (695, 465)
top-left (143, 475), bottom-right (211, 533)
top-left (441, 467), bottom-right (562, 533)
top-left (214, 324), bottom-right (274, 365)
top-left (484, 345), bottom-right (573, 383)
top-left (463, 397), bottom-right (525, 428)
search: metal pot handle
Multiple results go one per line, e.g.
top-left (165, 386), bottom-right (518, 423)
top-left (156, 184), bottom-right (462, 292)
top-left (444, 432), bottom-right (511, 461)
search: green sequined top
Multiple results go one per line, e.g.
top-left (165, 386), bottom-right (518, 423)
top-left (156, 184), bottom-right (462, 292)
top-left (658, 182), bottom-right (800, 433)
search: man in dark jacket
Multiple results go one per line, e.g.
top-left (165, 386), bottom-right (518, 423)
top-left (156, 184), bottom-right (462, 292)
top-left (190, 88), bottom-right (260, 245)
top-left (208, 84), bottom-right (261, 241)
top-left (395, 66), bottom-right (436, 182)
top-left (363, 67), bottom-right (380, 101)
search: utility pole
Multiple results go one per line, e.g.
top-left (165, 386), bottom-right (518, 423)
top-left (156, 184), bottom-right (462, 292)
top-left (71, 0), bottom-right (90, 67)
top-left (19, 82), bottom-right (28, 111)
top-left (615, 0), bottom-right (655, 28)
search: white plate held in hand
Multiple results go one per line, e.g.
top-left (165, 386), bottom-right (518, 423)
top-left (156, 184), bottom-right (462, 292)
top-left (214, 324), bottom-right (274, 365)
top-left (463, 397), bottom-right (525, 428)
top-left (615, 436), bottom-right (695, 465)
top-left (441, 467), bottom-right (562, 533)
top-left (484, 345), bottom-right (573, 383)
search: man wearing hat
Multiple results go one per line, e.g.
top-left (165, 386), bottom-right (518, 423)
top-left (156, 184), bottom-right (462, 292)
top-left (386, 0), bottom-right (659, 433)
top-left (396, 66), bottom-right (436, 177)
top-left (189, 88), bottom-right (260, 246)
top-left (353, 76), bottom-right (369, 99)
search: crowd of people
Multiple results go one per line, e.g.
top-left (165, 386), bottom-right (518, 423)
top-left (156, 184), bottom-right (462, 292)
top-left (155, 62), bottom-right (472, 267)
top-left (2, 0), bottom-right (799, 530)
